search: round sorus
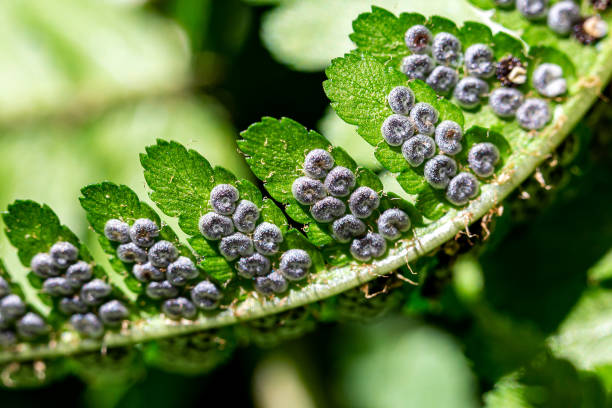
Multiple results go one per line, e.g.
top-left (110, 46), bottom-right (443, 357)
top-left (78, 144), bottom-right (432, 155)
top-left (409, 103), bottom-right (439, 135)
top-left (132, 262), bottom-right (164, 283)
top-left (59, 297), bottom-right (88, 315)
top-left (434, 120), bottom-right (463, 155)
top-left (324, 166), bottom-right (356, 198)
top-left (292, 177), bottom-right (326, 205)
top-left (0, 294), bottom-right (26, 320)
top-left (533, 63), bottom-right (567, 98)
top-left (431, 32), bottom-right (462, 66)
top-left (70, 313), bottom-right (104, 338)
top-left (129, 218), bottom-right (159, 248)
top-left (516, 98), bottom-right (551, 130)
top-left (30, 253), bottom-right (59, 278)
top-left (377, 209), bottom-right (411, 240)
top-left (103, 219), bottom-right (130, 243)
top-left (424, 155), bottom-right (458, 189)
top-left (254, 271), bottom-right (287, 295)
top-left (210, 184), bottom-right (239, 215)
top-left (303, 149), bottom-right (335, 179)
top-left (166, 256), bottom-right (199, 287)
top-left (99, 300), bottom-right (129, 326)
top-left (348, 187), bottom-right (380, 219)
top-left (232, 200), bottom-right (260, 233)
top-left (199, 212), bottom-right (234, 241)
top-left (148, 240), bottom-right (179, 268)
top-left (43, 277), bottom-right (74, 297)
top-left (116, 242), bottom-right (148, 264)
top-left (489, 88), bottom-right (524, 118)
top-left (401, 135), bottom-right (436, 167)
top-left (387, 86), bottom-right (415, 114)
top-left (350, 232), bottom-right (387, 261)
top-left (65, 261), bottom-right (93, 289)
top-left (426, 66), bottom-right (459, 94)
top-left (381, 114), bottom-right (415, 146)
top-left (311, 197), bottom-right (346, 223)
top-left (279, 249), bottom-right (312, 281)
top-left (468, 142), bottom-right (501, 178)
top-left (253, 223), bottom-right (283, 255)
top-left (146, 280), bottom-right (179, 300)
top-left (236, 253), bottom-right (271, 278)
top-left (516, 0), bottom-right (549, 20)
top-left (400, 54), bottom-right (434, 80)
top-left (453, 77), bottom-right (489, 109)
top-left (50, 241), bottom-right (79, 269)
top-left (464, 44), bottom-right (495, 78)
top-left (16, 312), bottom-right (48, 340)
top-left (404, 25), bottom-right (432, 54)
top-left (446, 173), bottom-right (480, 206)
top-left (332, 215), bottom-right (366, 243)
top-left (162, 297), bottom-right (197, 320)
top-left (547, 1), bottom-right (580, 35)
top-left (219, 232), bottom-right (254, 261)
top-left (80, 279), bottom-right (112, 306)
top-left (191, 281), bottom-right (222, 310)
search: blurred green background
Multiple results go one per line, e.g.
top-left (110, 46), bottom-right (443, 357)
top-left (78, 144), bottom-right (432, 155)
top-left (0, 0), bottom-right (610, 407)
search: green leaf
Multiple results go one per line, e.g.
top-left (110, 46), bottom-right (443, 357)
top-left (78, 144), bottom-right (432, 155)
top-left (458, 21), bottom-right (493, 47)
top-left (239, 117), bottom-right (403, 248)
top-left (351, 8), bottom-right (500, 69)
top-left (79, 182), bottom-right (198, 295)
top-left (238, 117), bottom-right (336, 245)
top-left (350, 7), bottom-right (425, 65)
top-left (415, 187), bottom-right (450, 220)
top-left (324, 52), bottom-right (464, 149)
top-left (492, 31), bottom-right (525, 60)
top-left (3, 200), bottom-right (87, 271)
top-left (2, 200), bottom-right (129, 314)
top-left (324, 51), bottom-right (465, 202)
top-left (141, 139), bottom-right (222, 236)
top-left (141, 139), bottom-right (290, 284)
top-left (374, 142), bottom-right (408, 172)
top-left (141, 140), bottom-right (235, 284)
top-left (397, 168), bottom-right (428, 195)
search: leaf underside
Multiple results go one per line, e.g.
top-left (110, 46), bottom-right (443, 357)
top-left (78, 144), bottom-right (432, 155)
top-left (0, 7), bottom-right (610, 386)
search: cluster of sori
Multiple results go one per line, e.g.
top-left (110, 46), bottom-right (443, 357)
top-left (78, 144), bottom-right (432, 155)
top-left (292, 149), bottom-right (412, 261)
top-left (385, 86), bottom-right (501, 205)
top-left (106, 218), bottom-right (215, 321)
top-left (30, 241), bottom-right (126, 338)
top-left (0, 276), bottom-right (48, 347)
top-left (401, 24), bottom-right (573, 131)
top-left (496, 0), bottom-right (608, 45)
top-left (199, 185), bottom-right (313, 296)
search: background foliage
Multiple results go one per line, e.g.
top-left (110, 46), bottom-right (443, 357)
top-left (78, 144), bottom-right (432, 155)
top-left (0, 0), bottom-right (610, 407)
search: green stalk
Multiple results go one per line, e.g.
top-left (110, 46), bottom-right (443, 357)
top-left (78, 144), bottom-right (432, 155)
top-left (2, 34), bottom-right (612, 366)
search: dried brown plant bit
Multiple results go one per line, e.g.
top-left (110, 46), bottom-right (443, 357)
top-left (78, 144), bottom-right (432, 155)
top-left (591, 0), bottom-right (611, 12)
top-left (573, 15), bottom-right (608, 45)
top-left (496, 56), bottom-right (527, 87)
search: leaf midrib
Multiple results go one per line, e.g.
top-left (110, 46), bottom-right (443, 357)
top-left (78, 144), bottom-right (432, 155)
top-left (2, 31), bottom-right (611, 365)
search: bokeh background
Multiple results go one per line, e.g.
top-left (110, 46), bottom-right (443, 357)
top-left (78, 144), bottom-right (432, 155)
top-left (0, 0), bottom-right (610, 407)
